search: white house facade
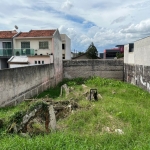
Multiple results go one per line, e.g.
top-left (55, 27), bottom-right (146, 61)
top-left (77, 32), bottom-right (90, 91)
top-left (60, 34), bottom-right (71, 60)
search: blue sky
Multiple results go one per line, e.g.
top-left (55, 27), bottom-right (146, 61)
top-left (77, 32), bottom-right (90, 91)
top-left (0, 0), bottom-right (150, 53)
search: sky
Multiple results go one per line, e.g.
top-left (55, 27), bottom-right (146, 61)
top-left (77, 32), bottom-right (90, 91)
top-left (0, 0), bottom-right (150, 53)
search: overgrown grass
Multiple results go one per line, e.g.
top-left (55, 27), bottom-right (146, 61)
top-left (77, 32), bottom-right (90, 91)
top-left (1, 77), bottom-right (150, 149)
top-left (35, 78), bottom-right (86, 99)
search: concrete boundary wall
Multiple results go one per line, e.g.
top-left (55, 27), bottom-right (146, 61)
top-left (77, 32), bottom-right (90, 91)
top-left (124, 63), bottom-right (150, 92)
top-left (0, 64), bottom-right (57, 107)
top-left (63, 60), bottom-right (124, 80)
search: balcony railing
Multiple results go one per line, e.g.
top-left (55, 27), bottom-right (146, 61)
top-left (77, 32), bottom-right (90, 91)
top-left (0, 49), bottom-right (13, 57)
top-left (0, 49), bottom-right (35, 57)
top-left (14, 49), bottom-right (35, 56)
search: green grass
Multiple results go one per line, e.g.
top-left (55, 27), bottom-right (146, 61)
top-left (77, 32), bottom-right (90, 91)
top-left (1, 77), bottom-right (150, 149)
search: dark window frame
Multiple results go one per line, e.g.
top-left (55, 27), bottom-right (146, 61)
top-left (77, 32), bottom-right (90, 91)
top-left (39, 41), bottom-right (48, 49)
top-left (62, 44), bottom-right (65, 50)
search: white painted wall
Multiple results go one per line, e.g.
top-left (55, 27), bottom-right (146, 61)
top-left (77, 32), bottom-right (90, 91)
top-left (13, 38), bottom-right (53, 55)
top-left (61, 34), bottom-right (71, 60)
top-left (124, 44), bottom-right (135, 64)
top-left (125, 36), bottom-right (150, 66)
top-left (9, 64), bottom-right (29, 68)
top-left (28, 56), bottom-right (51, 64)
top-left (134, 36), bottom-right (150, 66)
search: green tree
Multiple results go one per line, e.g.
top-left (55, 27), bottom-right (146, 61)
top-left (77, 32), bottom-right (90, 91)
top-left (86, 42), bottom-right (98, 59)
top-left (116, 52), bottom-right (124, 59)
top-left (77, 51), bottom-right (84, 56)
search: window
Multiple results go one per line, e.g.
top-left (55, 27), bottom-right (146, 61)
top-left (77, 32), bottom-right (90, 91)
top-left (129, 43), bottom-right (134, 52)
top-left (39, 41), bottom-right (48, 49)
top-left (3, 42), bottom-right (11, 48)
top-left (62, 54), bottom-right (65, 59)
top-left (21, 42), bottom-right (30, 48)
top-left (21, 42), bottom-right (30, 55)
top-left (62, 44), bottom-right (65, 49)
top-left (35, 61), bottom-right (37, 64)
top-left (42, 61), bottom-right (44, 64)
top-left (38, 61), bottom-right (41, 64)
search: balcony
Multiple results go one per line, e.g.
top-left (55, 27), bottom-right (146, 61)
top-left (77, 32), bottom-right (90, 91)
top-left (14, 49), bottom-right (35, 56)
top-left (0, 49), bottom-right (13, 57)
top-left (0, 49), bottom-right (35, 57)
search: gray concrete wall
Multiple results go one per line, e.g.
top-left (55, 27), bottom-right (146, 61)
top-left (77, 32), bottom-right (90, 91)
top-left (0, 64), bottom-right (58, 107)
top-left (53, 30), bottom-right (63, 85)
top-left (124, 64), bottom-right (150, 92)
top-left (63, 59), bottom-right (124, 80)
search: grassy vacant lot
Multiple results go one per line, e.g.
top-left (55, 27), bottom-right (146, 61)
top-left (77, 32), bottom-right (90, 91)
top-left (1, 77), bottom-right (150, 150)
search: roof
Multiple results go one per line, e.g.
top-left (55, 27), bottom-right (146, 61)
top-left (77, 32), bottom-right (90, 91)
top-left (0, 30), bottom-right (17, 39)
top-left (16, 29), bottom-right (56, 37)
top-left (72, 53), bottom-right (101, 59)
top-left (8, 56), bottom-right (28, 63)
top-left (115, 45), bottom-right (124, 47)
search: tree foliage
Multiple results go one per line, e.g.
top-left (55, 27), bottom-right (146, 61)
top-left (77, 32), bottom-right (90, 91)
top-left (116, 52), bottom-right (124, 59)
top-left (86, 42), bottom-right (98, 59)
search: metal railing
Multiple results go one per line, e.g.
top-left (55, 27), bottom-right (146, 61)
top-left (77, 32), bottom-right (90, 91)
top-left (0, 49), bottom-right (35, 56)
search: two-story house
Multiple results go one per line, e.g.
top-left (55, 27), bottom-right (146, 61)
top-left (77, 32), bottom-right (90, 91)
top-left (11, 29), bottom-right (62, 83)
top-left (0, 30), bottom-right (18, 69)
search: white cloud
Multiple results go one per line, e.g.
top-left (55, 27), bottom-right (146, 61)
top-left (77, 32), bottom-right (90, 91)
top-left (61, 0), bottom-right (73, 11)
top-left (121, 19), bottom-right (150, 34)
top-left (0, 0), bottom-right (150, 52)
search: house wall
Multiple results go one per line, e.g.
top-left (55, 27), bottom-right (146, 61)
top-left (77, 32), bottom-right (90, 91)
top-left (124, 36), bottom-right (150, 92)
top-left (134, 37), bottom-right (150, 66)
top-left (0, 64), bottom-right (59, 107)
top-left (9, 64), bottom-right (29, 68)
top-left (53, 30), bottom-right (63, 84)
top-left (63, 59), bottom-right (124, 80)
top-left (61, 34), bottom-right (71, 60)
top-left (124, 44), bottom-right (135, 64)
top-left (28, 56), bottom-right (51, 65)
top-left (13, 38), bottom-right (53, 55)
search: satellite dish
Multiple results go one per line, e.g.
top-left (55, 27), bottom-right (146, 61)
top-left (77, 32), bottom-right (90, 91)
top-left (15, 25), bottom-right (18, 30)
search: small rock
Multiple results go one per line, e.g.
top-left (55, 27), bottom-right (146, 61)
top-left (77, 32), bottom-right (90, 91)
top-left (82, 84), bottom-right (87, 88)
top-left (112, 90), bottom-right (116, 94)
top-left (98, 94), bottom-right (103, 99)
top-left (115, 129), bottom-right (124, 135)
top-left (102, 126), bottom-right (111, 132)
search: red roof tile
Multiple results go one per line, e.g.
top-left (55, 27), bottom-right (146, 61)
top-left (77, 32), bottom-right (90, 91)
top-left (17, 29), bottom-right (56, 37)
top-left (0, 31), bottom-right (17, 39)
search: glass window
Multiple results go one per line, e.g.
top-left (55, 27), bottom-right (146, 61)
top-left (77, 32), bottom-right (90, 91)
top-left (39, 41), bottom-right (48, 49)
top-left (62, 44), bottom-right (65, 49)
top-left (21, 42), bottom-right (30, 48)
top-left (38, 61), bottom-right (41, 64)
top-left (3, 42), bottom-right (11, 48)
top-left (42, 61), bottom-right (44, 64)
top-left (35, 61), bottom-right (37, 64)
